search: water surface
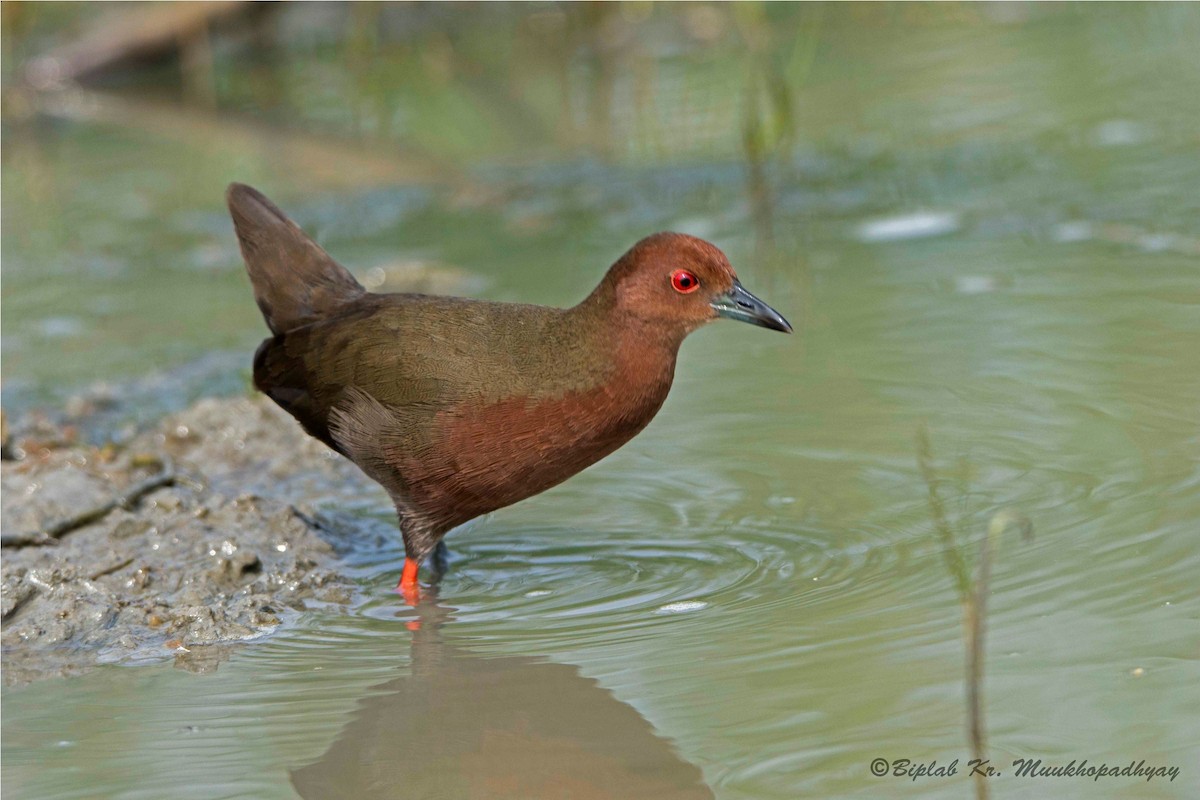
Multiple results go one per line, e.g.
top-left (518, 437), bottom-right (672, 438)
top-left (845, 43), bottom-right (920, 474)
top-left (3, 5), bottom-right (1198, 798)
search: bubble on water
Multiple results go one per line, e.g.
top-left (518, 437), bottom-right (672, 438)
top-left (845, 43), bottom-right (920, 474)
top-left (856, 212), bottom-right (960, 243)
top-left (1052, 221), bottom-right (1093, 242)
top-left (1137, 233), bottom-right (1176, 253)
top-left (1092, 119), bottom-right (1146, 147)
top-left (524, 589), bottom-right (552, 597)
top-left (654, 600), bottom-right (708, 615)
top-left (954, 275), bottom-right (998, 295)
top-left (37, 316), bottom-right (85, 338)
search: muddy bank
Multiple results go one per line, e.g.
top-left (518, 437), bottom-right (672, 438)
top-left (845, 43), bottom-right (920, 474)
top-left (1, 396), bottom-right (389, 685)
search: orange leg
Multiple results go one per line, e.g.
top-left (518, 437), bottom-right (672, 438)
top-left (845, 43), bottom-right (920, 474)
top-left (396, 557), bottom-right (421, 606)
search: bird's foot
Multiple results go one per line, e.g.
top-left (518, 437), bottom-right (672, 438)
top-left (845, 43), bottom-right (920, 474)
top-left (396, 558), bottom-right (421, 606)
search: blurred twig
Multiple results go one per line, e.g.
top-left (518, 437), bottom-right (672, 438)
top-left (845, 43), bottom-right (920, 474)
top-left (917, 427), bottom-right (972, 598)
top-left (733, 3), bottom-right (822, 253)
top-left (916, 425), bottom-right (1033, 800)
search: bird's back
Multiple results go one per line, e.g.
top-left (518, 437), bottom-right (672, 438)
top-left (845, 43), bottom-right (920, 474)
top-left (253, 291), bottom-right (587, 446)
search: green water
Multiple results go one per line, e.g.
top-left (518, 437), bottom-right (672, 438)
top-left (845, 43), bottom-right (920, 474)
top-left (3, 4), bottom-right (1199, 798)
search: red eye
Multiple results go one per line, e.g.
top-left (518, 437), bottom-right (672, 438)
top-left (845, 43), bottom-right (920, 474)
top-left (671, 269), bottom-right (700, 294)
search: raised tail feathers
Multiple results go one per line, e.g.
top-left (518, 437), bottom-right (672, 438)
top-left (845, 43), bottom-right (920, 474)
top-left (226, 183), bottom-right (365, 335)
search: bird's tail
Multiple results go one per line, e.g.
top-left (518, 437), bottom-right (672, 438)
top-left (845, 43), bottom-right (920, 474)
top-left (226, 183), bottom-right (365, 335)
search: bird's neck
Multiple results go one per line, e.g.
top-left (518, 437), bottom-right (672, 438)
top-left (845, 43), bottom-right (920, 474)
top-left (566, 290), bottom-right (683, 406)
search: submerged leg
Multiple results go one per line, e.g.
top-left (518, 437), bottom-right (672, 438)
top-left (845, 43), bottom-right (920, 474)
top-left (429, 539), bottom-right (450, 581)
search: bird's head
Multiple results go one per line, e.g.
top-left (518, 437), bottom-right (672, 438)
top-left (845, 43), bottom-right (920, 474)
top-left (601, 232), bottom-right (792, 336)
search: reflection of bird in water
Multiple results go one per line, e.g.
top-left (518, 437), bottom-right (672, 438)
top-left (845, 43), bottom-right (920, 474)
top-left (290, 593), bottom-right (714, 800)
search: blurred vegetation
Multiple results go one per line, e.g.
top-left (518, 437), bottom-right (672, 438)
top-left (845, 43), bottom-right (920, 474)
top-left (6, 3), bottom-right (1200, 210)
top-left (8, 2), bottom-right (1199, 253)
top-left (3, 1), bottom-right (1200, 394)
top-left (5, 4), bottom-right (1167, 180)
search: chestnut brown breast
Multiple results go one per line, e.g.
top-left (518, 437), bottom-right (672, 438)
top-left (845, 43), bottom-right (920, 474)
top-left (406, 352), bottom-right (674, 528)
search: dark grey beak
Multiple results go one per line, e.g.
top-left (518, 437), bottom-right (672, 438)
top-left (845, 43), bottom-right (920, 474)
top-left (711, 280), bottom-right (793, 333)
